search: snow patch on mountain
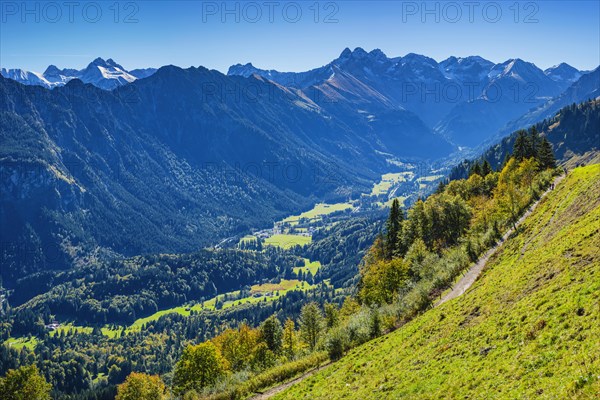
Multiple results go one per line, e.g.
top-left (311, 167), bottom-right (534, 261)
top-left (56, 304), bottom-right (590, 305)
top-left (0, 58), bottom-right (157, 90)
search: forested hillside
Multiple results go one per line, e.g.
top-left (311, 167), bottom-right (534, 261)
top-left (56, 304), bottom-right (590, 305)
top-left (451, 99), bottom-right (600, 179)
top-left (277, 163), bottom-right (600, 399)
top-left (0, 70), bottom-right (451, 288)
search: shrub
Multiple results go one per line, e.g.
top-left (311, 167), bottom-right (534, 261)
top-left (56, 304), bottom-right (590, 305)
top-left (326, 327), bottom-right (349, 361)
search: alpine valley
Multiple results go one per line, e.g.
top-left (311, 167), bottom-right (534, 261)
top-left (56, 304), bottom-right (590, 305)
top-left (0, 47), bottom-right (598, 400)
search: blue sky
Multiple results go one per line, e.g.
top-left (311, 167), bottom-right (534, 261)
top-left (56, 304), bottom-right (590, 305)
top-left (1, 1), bottom-right (599, 72)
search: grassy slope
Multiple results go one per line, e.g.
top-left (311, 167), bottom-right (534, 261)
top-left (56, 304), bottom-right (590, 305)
top-left (264, 234), bottom-right (312, 249)
top-left (293, 259), bottom-right (322, 276)
top-left (283, 203), bottom-right (353, 224)
top-left (277, 164), bottom-right (600, 399)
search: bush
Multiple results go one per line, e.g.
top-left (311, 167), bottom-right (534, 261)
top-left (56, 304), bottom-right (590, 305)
top-left (326, 328), bottom-right (349, 361)
top-left (346, 309), bottom-right (372, 347)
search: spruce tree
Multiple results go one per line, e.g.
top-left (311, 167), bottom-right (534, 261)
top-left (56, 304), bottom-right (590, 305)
top-left (527, 126), bottom-right (539, 159)
top-left (481, 160), bottom-right (492, 176)
top-left (385, 199), bottom-right (404, 259)
top-left (469, 162), bottom-right (482, 177)
top-left (537, 137), bottom-right (556, 170)
top-left (513, 130), bottom-right (529, 161)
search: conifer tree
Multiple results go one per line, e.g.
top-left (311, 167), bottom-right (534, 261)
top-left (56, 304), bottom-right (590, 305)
top-left (537, 137), bottom-right (556, 170)
top-left (527, 126), bottom-right (539, 159)
top-left (469, 162), bottom-right (482, 177)
top-left (385, 199), bottom-right (404, 259)
top-left (513, 130), bottom-right (529, 161)
top-left (481, 160), bottom-right (492, 176)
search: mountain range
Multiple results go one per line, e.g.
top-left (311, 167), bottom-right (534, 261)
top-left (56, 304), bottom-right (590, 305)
top-left (229, 48), bottom-right (596, 146)
top-left (1, 58), bottom-right (157, 90)
top-left (3, 50), bottom-right (598, 147)
top-left (0, 48), bottom-right (598, 290)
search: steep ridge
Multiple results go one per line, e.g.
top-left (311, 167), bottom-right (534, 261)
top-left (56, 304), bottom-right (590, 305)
top-left (437, 173), bottom-right (566, 306)
top-left (276, 164), bottom-right (600, 399)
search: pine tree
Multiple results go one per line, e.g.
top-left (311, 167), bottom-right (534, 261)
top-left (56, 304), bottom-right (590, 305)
top-left (527, 126), bottom-right (539, 159)
top-left (469, 162), bottom-right (482, 177)
top-left (385, 199), bottom-right (404, 259)
top-left (537, 137), bottom-right (556, 170)
top-left (481, 160), bottom-right (492, 176)
top-left (513, 130), bottom-right (529, 161)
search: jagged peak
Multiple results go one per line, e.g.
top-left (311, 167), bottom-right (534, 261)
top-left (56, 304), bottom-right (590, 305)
top-left (44, 65), bottom-right (62, 75)
top-left (352, 47), bottom-right (368, 57)
top-left (338, 47), bottom-right (352, 60)
top-left (89, 57), bottom-right (107, 67)
top-left (106, 58), bottom-right (125, 70)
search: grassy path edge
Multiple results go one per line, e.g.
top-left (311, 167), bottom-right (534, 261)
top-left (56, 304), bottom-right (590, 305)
top-left (436, 172), bottom-right (566, 306)
top-left (249, 363), bottom-right (332, 400)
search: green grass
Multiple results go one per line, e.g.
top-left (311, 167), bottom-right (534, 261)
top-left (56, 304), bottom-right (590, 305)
top-left (129, 277), bottom-right (318, 328)
top-left (370, 172), bottom-right (412, 196)
top-left (264, 234), bottom-right (312, 249)
top-left (293, 259), bottom-right (321, 276)
top-left (378, 195), bottom-right (408, 208)
top-left (129, 292), bottom-right (241, 329)
top-left (283, 203), bottom-right (353, 225)
top-left (416, 174), bottom-right (444, 182)
top-left (48, 323), bottom-right (122, 338)
top-left (238, 235), bottom-right (258, 245)
top-left (4, 336), bottom-right (38, 350)
top-left (277, 164), bottom-right (600, 399)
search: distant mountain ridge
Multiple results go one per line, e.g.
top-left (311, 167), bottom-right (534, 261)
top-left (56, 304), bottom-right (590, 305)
top-left (0, 58), bottom-right (157, 90)
top-left (229, 48), bottom-right (596, 146)
top-left (3, 50), bottom-right (597, 146)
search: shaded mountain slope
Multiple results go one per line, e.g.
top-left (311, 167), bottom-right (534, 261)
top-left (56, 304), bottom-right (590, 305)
top-left (0, 65), bottom-right (451, 287)
top-left (450, 99), bottom-right (600, 179)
